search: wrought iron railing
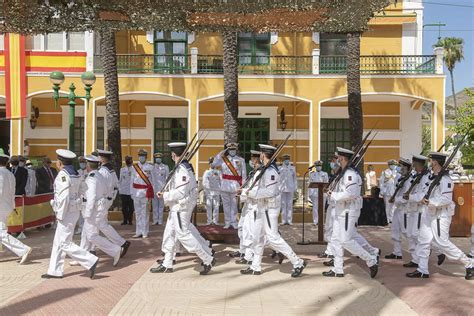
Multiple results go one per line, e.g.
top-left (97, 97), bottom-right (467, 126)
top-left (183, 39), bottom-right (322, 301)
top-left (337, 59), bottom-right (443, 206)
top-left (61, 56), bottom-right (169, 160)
top-left (94, 54), bottom-right (436, 75)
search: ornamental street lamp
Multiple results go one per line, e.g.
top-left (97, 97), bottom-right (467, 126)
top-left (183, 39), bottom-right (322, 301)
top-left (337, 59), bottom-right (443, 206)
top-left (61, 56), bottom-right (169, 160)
top-left (50, 71), bottom-right (96, 152)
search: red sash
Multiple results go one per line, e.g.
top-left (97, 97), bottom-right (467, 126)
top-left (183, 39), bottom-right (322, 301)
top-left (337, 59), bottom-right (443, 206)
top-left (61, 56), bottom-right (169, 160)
top-left (222, 173), bottom-right (242, 185)
top-left (132, 164), bottom-right (154, 199)
top-left (221, 155), bottom-right (242, 185)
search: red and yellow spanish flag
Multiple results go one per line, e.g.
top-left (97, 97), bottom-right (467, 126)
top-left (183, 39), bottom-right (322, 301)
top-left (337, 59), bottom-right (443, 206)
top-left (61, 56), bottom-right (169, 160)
top-left (4, 33), bottom-right (27, 119)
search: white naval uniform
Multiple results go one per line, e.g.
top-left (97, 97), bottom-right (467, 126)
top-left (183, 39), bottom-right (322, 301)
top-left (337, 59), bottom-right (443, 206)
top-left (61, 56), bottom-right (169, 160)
top-left (365, 170), bottom-right (377, 192)
top-left (278, 164), bottom-right (297, 225)
top-left (130, 162), bottom-right (154, 237)
top-left (211, 152), bottom-right (246, 228)
top-left (202, 168), bottom-right (221, 225)
top-left (379, 168), bottom-right (398, 222)
top-left (237, 169), bottom-right (258, 260)
top-left (308, 170), bottom-right (329, 225)
top-left (244, 164), bottom-right (304, 272)
top-left (390, 174), bottom-right (412, 257)
top-left (329, 168), bottom-right (377, 275)
top-left (152, 163), bottom-right (169, 225)
top-left (25, 167), bottom-right (37, 196)
top-left (406, 172), bottom-right (431, 263)
top-left (76, 168), bottom-right (88, 234)
top-left (0, 167), bottom-right (31, 258)
top-left (47, 166), bottom-right (98, 276)
top-left (80, 170), bottom-right (121, 258)
top-left (161, 161), bottom-right (213, 268)
top-left (415, 174), bottom-right (474, 275)
top-left (97, 164), bottom-right (126, 246)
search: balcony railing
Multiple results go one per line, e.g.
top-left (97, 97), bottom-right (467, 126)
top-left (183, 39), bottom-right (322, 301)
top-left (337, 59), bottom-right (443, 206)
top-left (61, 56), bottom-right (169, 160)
top-left (93, 54), bottom-right (436, 75)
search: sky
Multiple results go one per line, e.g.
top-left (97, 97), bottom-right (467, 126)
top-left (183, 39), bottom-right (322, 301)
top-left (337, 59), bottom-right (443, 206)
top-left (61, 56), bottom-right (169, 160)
top-left (421, 0), bottom-right (474, 95)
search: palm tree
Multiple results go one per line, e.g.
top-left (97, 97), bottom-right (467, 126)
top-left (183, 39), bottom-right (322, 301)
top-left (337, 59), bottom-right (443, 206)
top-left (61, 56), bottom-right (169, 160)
top-left (435, 37), bottom-right (464, 115)
top-left (222, 31), bottom-right (239, 145)
top-left (99, 28), bottom-right (122, 174)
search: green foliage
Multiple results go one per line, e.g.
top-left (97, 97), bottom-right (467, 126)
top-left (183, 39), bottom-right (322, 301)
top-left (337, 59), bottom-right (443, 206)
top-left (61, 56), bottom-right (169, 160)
top-left (448, 88), bottom-right (474, 167)
top-left (434, 37), bottom-right (464, 72)
top-left (421, 124), bottom-right (431, 156)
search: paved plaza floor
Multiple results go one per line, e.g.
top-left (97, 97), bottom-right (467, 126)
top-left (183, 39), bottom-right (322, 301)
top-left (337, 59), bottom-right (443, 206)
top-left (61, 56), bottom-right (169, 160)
top-left (0, 222), bottom-right (473, 315)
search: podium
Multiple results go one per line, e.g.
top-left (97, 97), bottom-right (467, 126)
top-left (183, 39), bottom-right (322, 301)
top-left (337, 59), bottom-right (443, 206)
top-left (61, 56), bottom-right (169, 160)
top-left (298, 180), bottom-right (327, 245)
top-left (451, 182), bottom-right (473, 237)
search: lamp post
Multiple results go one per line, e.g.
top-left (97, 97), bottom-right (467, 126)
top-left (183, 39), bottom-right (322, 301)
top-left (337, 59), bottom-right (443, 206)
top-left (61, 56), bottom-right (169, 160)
top-left (50, 71), bottom-right (96, 152)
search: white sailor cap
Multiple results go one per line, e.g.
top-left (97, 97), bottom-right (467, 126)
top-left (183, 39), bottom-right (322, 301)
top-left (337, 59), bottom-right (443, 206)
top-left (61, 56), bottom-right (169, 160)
top-left (250, 150), bottom-right (261, 157)
top-left (259, 144), bottom-right (277, 155)
top-left (428, 151), bottom-right (448, 163)
top-left (56, 149), bottom-right (76, 160)
top-left (412, 154), bottom-right (428, 163)
top-left (85, 154), bottom-right (100, 163)
top-left (336, 147), bottom-right (354, 158)
top-left (398, 157), bottom-right (412, 167)
top-left (97, 149), bottom-right (113, 157)
top-left (168, 142), bottom-right (187, 155)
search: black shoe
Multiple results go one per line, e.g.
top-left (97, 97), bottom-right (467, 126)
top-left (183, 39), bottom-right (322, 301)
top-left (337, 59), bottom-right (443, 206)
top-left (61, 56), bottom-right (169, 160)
top-left (318, 253), bottom-right (333, 259)
top-left (323, 259), bottom-right (334, 267)
top-left (377, 249), bottom-right (381, 264)
top-left (369, 264), bottom-right (378, 278)
top-left (403, 261), bottom-right (418, 268)
top-left (235, 258), bottom-right (251, 265)
top-left (89, 259), bottom-right (99, 279)
top-left (270, 250), bottom-right (277, 259)
top-left (211, 249), bottom-right (216, 256)
top-left (228, 251), bottom-right (242, 258)
top-left (156, 259), bottom-right (176, 265)
top-left (175, 252), bottom-right (181, 257)
top-left (291, 261), bottom-right (307, 278)
top-left (41, 274), bottom-right (63, 279)
top-left (437, 254), bottom-right (446, 266)
top-left (467, 254), bottom-right (473, 259)
top-left (322, 270), bottom-right (344, 278)
top-left (278, 252), bottom-right (285, 265)
top-left (385, 253), bottom-right (402, 260)
top-left (90, 250), bottom-right (97, 256)
top-left (465, 268), bottom-right (473, 280)
top-left (200, 258), bottom-right (216, 275)
top-left (120, 241), bottom-right (131, 258)
top-left (240, 267), bottom-right (261, 275)
top-left (120, 222), bottom-right (127, 225)
top-left (150, 265), bottom-right (173, 273)
top-left (127, 222), bottom-right (133, 225)
top-left (406, 270), bottom-right (429, 278)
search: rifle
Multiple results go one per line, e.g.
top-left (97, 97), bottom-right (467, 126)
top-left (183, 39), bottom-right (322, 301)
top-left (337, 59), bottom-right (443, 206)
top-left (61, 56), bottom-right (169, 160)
top-left (388, 171), bottom-right (412, 203)
top-left (424, 129), bottom-right (471, 200)
top-left (244, 132), bottom-right (292, 192)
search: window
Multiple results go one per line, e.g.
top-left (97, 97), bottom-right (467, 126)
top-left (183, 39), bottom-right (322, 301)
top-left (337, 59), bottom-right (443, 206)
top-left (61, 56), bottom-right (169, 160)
top-left (96, 117), bottom-right (105, 150)
top-left (320, 119), bottom-right (351, 172)
top-left (320, 33), bottom-right (347, 56)
top-left (25, 32), bottom-right (85, 51)
top-left (45, 33), bottom-right (64, 50)
top-left (238, 33), bottom-right (270, 65)
top-left (67, 32), bottom-right (85, 51)
top-left (153, 31), bottom-right (187, 73)
top-left (73, 117), bottom-right (85, 156)
top-left (154, 118), bottom-right (187, 168)
top-left (25, 35), bottom-right (43, 50)
top-left (238, 118), bottom-right (270, 164)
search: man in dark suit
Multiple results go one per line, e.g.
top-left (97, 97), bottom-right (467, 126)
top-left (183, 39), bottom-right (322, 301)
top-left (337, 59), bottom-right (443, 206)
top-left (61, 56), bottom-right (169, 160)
top-left (9, 156), bottom-right (28, 195)
top-left (35, 156), bottom-right (58, 194)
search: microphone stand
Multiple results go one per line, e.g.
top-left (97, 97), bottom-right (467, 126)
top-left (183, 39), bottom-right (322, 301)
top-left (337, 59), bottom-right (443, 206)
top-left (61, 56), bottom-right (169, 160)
top-left (297, 169), bottom-right (312, 245)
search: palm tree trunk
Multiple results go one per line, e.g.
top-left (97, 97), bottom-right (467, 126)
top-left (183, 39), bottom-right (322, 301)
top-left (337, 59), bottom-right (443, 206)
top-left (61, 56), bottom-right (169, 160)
top-left (99, 28), bottom-right (122, 174)
top-left (449, 68), bottom-right (457, 116)
top-left (222, 31), bottom-right (239, 145)
top-left (346, 32), bottom-right (364, 174)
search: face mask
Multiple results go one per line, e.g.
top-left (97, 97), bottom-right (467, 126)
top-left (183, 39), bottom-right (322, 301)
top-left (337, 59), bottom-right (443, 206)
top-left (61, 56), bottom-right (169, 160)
top-left (389, 165), bottom-right (397, 171)
top-left (27, 165), bottom-right (32, 169)
top-left (18, 162), bottom-right (25, 168)
top-left (249, 160), bottom-right (255, 169)
top-left (155, 158), bottom-right (162, 164)
top-left (138, 156), bottom-right (146, 164)
top-left (284, 160), bottom-right (290, 166)
top-left (316, 166), bottom-right (322, 172)
top-left (330, 162), bottom-right (336, 170)
top-left (396, 166), bottom-right (401, 173)
top-left (228, 150), bottom-right (237, 157)
top-left (79, 163), bottom-right (86, 170)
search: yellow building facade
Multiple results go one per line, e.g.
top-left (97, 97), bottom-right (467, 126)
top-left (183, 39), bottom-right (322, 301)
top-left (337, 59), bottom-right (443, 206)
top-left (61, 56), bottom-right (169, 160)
top-left (0, 1), bottom-right (446, 178)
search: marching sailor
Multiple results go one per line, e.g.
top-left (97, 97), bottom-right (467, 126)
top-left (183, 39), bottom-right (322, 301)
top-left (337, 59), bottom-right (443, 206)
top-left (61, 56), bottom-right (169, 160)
top-left (379, 159), bottom-right (399, 223)
top-left (150, 142), bottom-right (215, 274)
top-left (308, 160), bottom-right (329, 226)
top-left (152, 152), bottom-right (169, 225)
top-left (202, 157), bottom-right (221, 225)
top-left (130, 149), bottom-right (154, 238)
top-left (0, 153), bottom-right (32, 264)
top-left (407, 152), bottom-right (473, 280)
top-left (323, 147), bottom-right (379, 278)
top-left (42, 149), bottom-right (99, 279)
top-left (211, 143), bottom-right (246, 229)
top-left (279, 154), bottom-right (297, 225)
top-left (385, 157), bottom-right (412, 260)
top-left (75, 156), bottom-right (87, 235)
top-left (240, 144), bottom-right (306, 277)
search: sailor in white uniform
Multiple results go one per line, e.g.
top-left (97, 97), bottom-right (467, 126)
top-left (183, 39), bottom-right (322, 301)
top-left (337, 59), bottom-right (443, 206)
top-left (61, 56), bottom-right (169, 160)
top-left (42, 149), bottom-right (99, 279)
top-left (0, 154), bottom-right (32, 264)
top-left (202, 157), bottom-right (221, 225)
top-left (24, 160), bottom-right (37, 196)
top-left (279, 154), bottom-right (297, 225)
top-left (152, 152), bottom-right (169, 225)
top-left (308, 160), bottom-right (329, 226)
top-left (75, 156), bottom-right (87, 235)
top-left (379, 159), bottom-right (399, 223)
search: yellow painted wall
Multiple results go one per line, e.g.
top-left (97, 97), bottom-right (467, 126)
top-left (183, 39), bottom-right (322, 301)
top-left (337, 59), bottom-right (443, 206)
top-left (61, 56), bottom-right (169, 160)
top-left (361, 25), bottom-right (402, 55)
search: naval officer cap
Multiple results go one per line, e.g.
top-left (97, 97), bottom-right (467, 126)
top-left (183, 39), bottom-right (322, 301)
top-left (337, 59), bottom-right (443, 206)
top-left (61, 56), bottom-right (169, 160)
top-left (398, 157), bottom-right (412, 167)
top-left (387, 159), bottom-right (398, 165)
top-left (250, 150), bottom-right (261, 157)
top-left (259, 144), bottom-right (277, 155)
top-left (336, 147), bottom-right (354, 158)
top-left (97, 149), bottom-right (113, 158)
top-left (56, 149), bottom-right (76, 164)
top-left (226, 143), bottom-right (239, 150)
top-left (78, 155), bottom-right (86, 163)
top-left (428, 151), bottom-right (448, 164)
top-left (85, 154), bottom-right (100, 163)
top-left (314, 160), bottom-right (323, 166)
top-left (412, 154), bottom-right (428, 164)
top-left (168, 142), bottom-right (187, 156)
top-left (281, 154), bottom-right (291, 159)
top-left (208, 156), bottom-right (214, 163)
top-left (153, 152), bottom-right (163, 158)
top-left (137, 148), bottom-right (148, 156)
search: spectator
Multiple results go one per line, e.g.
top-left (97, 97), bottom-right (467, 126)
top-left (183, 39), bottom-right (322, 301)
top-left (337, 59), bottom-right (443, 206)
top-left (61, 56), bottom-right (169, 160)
top-left (9, 156), bottom-right (28, 195)
top-left (35, 156), bottom-right (58, 194)
top-left (25, 160), bottom-right (37, 196)
top-left (119, 156), bottom-right (134, 225)
top-left (23, 140), bottom-right (30, 157)
top-left (365, 164), bottom-right (377, 195)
